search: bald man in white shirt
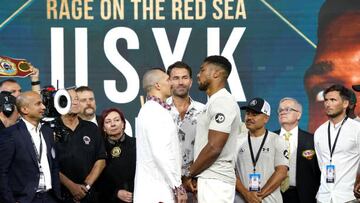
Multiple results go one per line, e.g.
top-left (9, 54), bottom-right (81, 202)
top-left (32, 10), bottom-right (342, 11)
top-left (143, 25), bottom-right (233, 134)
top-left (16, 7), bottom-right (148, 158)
top-left (134, 68), bottom-right (187, 203)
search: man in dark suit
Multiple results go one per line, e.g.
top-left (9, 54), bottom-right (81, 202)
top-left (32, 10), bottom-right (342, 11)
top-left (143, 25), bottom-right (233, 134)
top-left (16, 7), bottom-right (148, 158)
top-left (0, 91), bottom-right (61, 203)
top-left (275, 97), bottom-right (320, 203)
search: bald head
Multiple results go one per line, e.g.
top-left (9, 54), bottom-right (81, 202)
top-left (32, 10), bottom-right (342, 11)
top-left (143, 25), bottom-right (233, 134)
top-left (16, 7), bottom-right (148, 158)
top-left (16, 91), bottom-right (39, 115)
top-left (142, 68), bottom-right (166, 93)
top-left (16, 91), bottom-right (45, 126)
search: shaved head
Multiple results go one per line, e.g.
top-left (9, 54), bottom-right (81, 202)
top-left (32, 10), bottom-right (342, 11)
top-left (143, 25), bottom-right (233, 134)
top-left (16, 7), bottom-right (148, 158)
top-left (16, 91), bottom-right (36, 113)
top-left (142, 68), bottom-right (166, 93)
top-left (16, 91), bottom-right (44, 118)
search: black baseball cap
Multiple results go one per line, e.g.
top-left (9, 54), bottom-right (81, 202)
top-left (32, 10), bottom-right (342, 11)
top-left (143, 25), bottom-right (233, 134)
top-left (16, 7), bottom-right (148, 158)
top-left (240, 98), bottom-right (271, 116)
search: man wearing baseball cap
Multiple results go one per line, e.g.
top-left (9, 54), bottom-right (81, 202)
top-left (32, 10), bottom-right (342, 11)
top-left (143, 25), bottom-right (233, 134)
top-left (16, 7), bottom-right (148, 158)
top-left (235, 98), bottom-right (288, 203)
top-left (0, 91), bottom-right (18, 130)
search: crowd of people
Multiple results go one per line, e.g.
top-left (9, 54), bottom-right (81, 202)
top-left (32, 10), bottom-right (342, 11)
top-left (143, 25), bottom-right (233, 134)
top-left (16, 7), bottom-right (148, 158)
top-left (0, 55), bottom-right (359, 203)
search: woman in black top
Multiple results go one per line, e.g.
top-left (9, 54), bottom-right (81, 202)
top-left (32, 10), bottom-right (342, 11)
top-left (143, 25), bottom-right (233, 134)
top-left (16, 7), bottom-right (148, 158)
top-left (97, 108), bottom-right (136, 203)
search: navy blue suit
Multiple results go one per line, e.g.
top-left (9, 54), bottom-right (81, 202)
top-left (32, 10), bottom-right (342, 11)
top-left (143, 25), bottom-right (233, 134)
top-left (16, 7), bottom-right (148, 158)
top-left (0, 119), bottom-right (61, 203)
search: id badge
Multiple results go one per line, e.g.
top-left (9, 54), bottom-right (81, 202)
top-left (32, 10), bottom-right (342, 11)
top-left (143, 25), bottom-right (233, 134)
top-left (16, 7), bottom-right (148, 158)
top-left (326, 164), bottom-right (335, 183)
top-left (38, 170), bottom-right (46, 190)
top-left (249, 173), bottom-right (261, 191)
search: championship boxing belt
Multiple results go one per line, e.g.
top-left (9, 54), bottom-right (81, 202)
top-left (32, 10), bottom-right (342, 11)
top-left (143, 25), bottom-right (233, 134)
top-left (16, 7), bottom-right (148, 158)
top-left (0, 56), bottom-right (33, 77)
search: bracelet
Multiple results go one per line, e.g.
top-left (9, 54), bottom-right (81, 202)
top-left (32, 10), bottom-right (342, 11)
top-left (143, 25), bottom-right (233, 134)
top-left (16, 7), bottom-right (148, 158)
top-left (85, 184), bottom-right (91, 190)
top-left (31, 81), bottom-right (40, 86)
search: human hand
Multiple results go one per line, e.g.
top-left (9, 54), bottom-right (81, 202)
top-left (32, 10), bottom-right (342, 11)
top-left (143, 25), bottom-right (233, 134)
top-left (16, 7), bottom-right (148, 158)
top-left (244, 191), bottom-right (262, 203)
top-left (174, 185), bottom-right (187, 203)
top-left (117, 190), bottom-right (133, 202)
top-left (69, 183), bottom-right (87, 201)
top-left (29, 66), bottom-right (39, 81)
top-left (182, 177), bottom-right (196, 193)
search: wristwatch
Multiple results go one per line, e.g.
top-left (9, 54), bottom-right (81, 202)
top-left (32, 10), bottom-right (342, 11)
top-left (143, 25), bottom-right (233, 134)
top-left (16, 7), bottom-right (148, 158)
top-left (184, 167), bottom-right (192, 178)
top-left (85, 184), bottom-right (91, 190)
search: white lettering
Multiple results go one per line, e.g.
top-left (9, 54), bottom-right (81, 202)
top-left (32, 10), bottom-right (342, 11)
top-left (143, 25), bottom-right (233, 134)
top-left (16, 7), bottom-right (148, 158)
top-left (75, 28), bottom-right (88, 86)
top-left (103, 27), bottom-right (140, 103)
top-left (207, 27), bottom-right (246, 102)
top-left (152, 28), bottom-right (192, 68)
top-left (51, 27), bottom-right (65, 88)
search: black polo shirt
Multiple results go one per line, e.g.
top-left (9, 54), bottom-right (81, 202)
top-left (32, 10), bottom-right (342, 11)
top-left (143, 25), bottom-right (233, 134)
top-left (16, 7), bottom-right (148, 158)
top-left (55, 118), bottom-right (106, 183)
top-left (97, 134), bottom-right (136, 203)
top-left (0, 120), bottom-right (5, 131)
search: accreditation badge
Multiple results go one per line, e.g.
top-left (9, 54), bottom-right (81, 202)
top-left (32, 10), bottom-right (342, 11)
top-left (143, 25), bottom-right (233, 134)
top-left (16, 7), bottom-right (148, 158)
top-left (248, 173), bottom-right (261, 191)
top-left (326, 164), bottom-right (335, 183)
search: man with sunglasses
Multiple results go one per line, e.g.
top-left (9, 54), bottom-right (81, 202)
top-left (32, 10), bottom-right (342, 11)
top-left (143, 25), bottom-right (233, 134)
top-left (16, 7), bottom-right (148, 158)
top-left (275, 97), bottom-right (320, 203)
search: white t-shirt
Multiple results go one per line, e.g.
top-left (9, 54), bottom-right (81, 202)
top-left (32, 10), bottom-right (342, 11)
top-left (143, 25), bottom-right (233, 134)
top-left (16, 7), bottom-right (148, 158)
top-left (314, 117), bottom-right (360, 203)
top-left (235, 130), bottom-right (289, 203)
top-left (194, 88), bottom-right (241, 184)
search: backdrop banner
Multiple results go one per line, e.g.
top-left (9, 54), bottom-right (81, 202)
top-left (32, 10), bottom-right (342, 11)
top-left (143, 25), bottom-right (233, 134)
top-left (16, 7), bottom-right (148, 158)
top-left (0, 0), bottom-right (326, 132)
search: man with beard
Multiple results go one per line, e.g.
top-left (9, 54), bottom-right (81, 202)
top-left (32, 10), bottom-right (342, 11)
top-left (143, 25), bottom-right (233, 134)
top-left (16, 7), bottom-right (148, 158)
top-left (166, 61), bottom-right (205, 201)
top-left (75, 86), bottom-right (133, 136)
top-left (182, 56), bottom-right (241, 202)
top-left (314, 84), bottom-right (360, 202)
top-left (75, 86), bottom-right (99, 125)
top-left (134, 68), bottom-right (187, 203)
top-left (304, 0), bottom-right (360, 132)
top-left (56, 88), bottom-right (106, 203)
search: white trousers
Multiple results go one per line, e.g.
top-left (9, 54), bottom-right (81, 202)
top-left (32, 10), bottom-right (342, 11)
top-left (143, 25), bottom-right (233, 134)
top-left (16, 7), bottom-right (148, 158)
top-left (197, 178), bottom-right (235, 203)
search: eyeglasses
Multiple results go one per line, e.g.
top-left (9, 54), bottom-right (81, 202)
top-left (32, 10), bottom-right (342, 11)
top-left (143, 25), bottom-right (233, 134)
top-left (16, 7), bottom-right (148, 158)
top-left (277, 107), bottom-right (299, 114)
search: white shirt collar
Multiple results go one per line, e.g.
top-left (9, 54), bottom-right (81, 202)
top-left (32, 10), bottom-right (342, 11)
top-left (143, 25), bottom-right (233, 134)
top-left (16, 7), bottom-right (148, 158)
top-left (280, 125), bottom-right (298, 136)
top-left (90, 115), bottom-right (98, 126)
top-left (330, 117), bottom-right (347, 130)
top-left (22, 117), bottom-right (41, 133)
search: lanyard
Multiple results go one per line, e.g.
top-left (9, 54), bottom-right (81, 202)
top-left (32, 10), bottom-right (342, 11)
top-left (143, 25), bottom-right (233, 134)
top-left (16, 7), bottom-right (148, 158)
top-left (248, 130), bottom-right (268, 173)
top-left (327, 116), bottom-right (347, 163)
top-left (29, 130), bottom-right (43, 167)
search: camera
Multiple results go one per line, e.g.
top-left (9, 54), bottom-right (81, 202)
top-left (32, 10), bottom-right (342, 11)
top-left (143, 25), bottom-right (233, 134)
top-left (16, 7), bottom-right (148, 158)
top-left (40, 85), bottom-right (72, 143)
top-left (41, 85), bottom-right (71, 118)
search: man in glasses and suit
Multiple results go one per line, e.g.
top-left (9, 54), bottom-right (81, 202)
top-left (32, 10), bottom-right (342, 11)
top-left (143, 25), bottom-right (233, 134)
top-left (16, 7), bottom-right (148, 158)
top-left (275, 97), bottom-right (320, 203)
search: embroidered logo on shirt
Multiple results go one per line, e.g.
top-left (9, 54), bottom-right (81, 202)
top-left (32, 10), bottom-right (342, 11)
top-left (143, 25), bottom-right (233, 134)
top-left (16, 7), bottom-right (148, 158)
top-left (284, 149), bottom-right (289, 159)
top-left (215, 113), bottom-right (225, 123)
top-left (83, 136), bottom-right (91, 145)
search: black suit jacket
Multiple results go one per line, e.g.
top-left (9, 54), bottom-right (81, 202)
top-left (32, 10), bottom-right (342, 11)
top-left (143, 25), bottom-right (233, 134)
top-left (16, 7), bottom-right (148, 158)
top-left (275, 128), bottom-right (321, 203)
top-left (0, 120), bottom-right (61, 203)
